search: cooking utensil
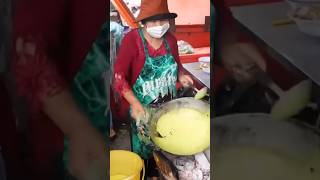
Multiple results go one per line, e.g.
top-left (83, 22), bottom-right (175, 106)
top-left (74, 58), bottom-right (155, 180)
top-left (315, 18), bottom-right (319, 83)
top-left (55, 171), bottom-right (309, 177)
top-left (194, 87), bottom-right (209, 100)
top-left (272, 18), bottom-right (295, 26)
top-left (187, 83), bottom-right (209, 100)
top-left (255, 66), bottom-right (315, 120)
top-left (179, 84), bottom-right (209, 100)
top-left (271, 80), bottom-right (315, 120)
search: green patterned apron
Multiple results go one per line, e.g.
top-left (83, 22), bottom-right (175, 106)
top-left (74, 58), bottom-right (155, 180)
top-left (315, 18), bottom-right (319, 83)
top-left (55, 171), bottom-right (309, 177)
top-left (62, 22), bottom-right (109, 168)
top-left (131, 29), bottom-right (178, 159)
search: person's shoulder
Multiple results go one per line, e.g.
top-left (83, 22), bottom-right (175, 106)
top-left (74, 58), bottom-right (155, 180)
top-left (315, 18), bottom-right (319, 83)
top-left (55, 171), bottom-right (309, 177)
top-left (119, 29), bottom-right (141, 50)
top-left (123, 28), bottom-right (140, 40)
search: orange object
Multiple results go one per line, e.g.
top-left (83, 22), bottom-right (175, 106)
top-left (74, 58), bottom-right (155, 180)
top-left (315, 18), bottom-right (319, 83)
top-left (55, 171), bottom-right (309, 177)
top-left (136, 0), bottom-right (177, 22)
top-left (111, 0), bottom-right (140, 29)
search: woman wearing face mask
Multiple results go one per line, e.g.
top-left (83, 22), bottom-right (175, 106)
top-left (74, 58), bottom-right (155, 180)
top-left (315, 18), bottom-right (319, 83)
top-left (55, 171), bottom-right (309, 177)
top-left (113, 0), bottom-right (193, 178)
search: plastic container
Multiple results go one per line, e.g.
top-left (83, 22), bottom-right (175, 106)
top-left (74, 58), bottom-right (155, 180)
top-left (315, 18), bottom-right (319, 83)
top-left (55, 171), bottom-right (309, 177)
top-left (110, 150), bottom-right (145, 180)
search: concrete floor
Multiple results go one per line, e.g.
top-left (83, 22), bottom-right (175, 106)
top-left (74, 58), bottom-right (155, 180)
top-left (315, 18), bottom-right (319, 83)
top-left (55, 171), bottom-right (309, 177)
top-left (110, 127), bottom-right (131, 151)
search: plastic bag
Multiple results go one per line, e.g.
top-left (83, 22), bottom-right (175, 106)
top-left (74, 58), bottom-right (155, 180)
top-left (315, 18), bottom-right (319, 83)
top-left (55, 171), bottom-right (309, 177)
top-left (173, 155), bottom-right (210, 180)
top-left (177, 40), bottom-right (194, 54)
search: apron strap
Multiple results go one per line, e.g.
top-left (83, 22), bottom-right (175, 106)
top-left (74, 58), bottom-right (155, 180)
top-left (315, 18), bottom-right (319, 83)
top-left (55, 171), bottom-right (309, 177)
top-left (163, 37), bottom-right (171, 55)
top-left (138, 29), bottom-right (150, 58)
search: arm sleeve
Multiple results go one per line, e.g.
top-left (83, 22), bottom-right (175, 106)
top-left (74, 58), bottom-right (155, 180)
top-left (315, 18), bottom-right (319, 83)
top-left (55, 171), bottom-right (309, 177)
top-left (11, 0), bottom-right (67, 113)
top-left (112, 32), bottom-right (135, 97)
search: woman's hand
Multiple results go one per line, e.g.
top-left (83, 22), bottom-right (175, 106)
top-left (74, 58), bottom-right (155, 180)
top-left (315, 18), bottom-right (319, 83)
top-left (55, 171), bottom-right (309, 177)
top-left (179, 74), bottom-right (194, 88)
top-left (131, 101), bottom-right (147, 134)
top-left (68, 126), bottom-right (107, 180)
top-left (123, 90), bottom-right (146, 121)
top-left (40, 90), bottom-right (107, 180)
top-left (222, 42), bottom-right (266, 84)
top-left (131, 101), bottom-right (146, 121)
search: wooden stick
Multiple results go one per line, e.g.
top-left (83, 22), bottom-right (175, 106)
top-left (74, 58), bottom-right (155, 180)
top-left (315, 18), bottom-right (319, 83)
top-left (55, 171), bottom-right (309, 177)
top-left (272, 19), bottom-right (295, 26)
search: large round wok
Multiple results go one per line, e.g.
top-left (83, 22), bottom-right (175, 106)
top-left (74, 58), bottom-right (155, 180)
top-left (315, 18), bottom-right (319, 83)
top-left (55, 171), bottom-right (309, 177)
top-left (213, 113), bottom-right (320, 180)
top-left (148, 97), bottom-right (210, 156)
top-left (146, 97), bottom-right (210, 179)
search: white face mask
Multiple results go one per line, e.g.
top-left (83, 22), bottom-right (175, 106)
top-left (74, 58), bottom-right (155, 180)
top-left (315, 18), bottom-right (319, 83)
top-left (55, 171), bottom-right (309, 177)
top-left (146, 23), bottom-right (170, 38)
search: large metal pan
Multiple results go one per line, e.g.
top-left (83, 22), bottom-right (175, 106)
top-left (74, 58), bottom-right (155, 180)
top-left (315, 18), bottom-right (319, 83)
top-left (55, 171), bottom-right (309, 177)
top-left (213, 113), bottom-right (320, 179)
top-left (149, 97), bottom-right (210, 154)
top-left (150, 97), bottom-right (210, 124)
top-left (147, 97), bottom-right (210, 179)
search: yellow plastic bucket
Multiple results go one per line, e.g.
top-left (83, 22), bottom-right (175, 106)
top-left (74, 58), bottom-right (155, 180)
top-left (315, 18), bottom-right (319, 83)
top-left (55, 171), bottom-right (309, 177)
top-left (110, 150), bottom-right (145, 180)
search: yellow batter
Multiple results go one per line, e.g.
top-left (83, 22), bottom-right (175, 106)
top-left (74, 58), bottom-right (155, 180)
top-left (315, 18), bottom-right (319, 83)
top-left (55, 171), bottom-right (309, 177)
top-left (214, 145), bottom-right (320, 180)
top-left (110, 174), bottom-right (129, 180)
top-left (152, 108), bottom-right (210, 155)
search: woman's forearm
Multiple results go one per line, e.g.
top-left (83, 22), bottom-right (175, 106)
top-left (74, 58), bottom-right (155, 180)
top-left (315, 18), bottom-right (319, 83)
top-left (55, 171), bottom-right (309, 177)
top-left (42, 89), bottom-right (95, 138)
top-left (122, 89), bottom-right (141, 106)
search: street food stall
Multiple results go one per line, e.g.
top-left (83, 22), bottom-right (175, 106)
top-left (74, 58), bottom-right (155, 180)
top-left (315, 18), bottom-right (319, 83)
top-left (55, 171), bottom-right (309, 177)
top-left (111, 0), bottom-right (211, 89)
top-left (110, 0), bottom-right (211, 179)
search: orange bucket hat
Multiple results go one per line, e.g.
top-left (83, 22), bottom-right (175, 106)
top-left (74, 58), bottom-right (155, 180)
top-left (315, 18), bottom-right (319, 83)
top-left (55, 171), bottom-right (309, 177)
top-left (135, 0), bottom-right (177, 22)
